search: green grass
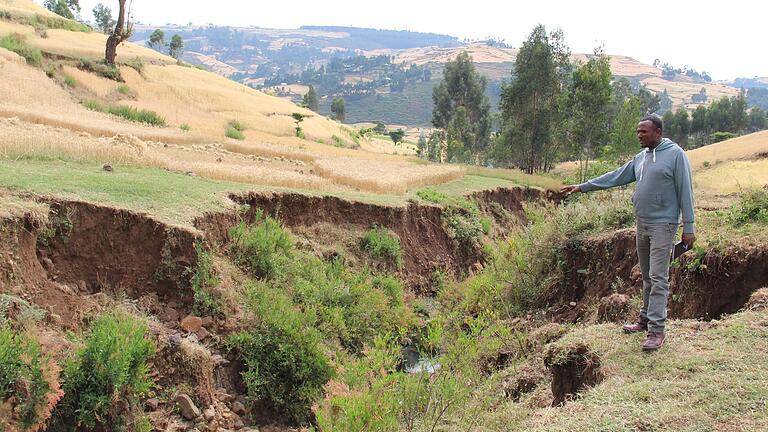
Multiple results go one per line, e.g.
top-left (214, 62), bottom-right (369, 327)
top-left (63, 74), bottom-right (76, 87)
top-left (0, 33), bottom-right (42, 66)
top-left (179, 123), bottom-right (191, 132)
top-left (0, 159), bottom-right (251, 226)
top-left (82, 100), bottom-right (166, 126)
top-left (19, 13), bottom-right (91, 32)
top-left (116, 84), bottom-right (131, 95)
top-left (225, 126), bottom-right (245, 140)
top-left (228, 120), bottom-right (245, 132)
top-left (361, 227), bottom-right (402, 268)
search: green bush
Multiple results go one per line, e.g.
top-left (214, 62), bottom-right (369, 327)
top-left (63, 74), bottom-right (76, 87)
top-left (121, 57), bottom-right (143, 72)
top-left (116, 84), bottom-right (130, 95)
top-left (710, 131), bottom-right (738, 143)
top-left (229, 211), bottom-right (293, 280)
top-left (0, 34), bottom-right (42, 66)
top-left (361, 227), bottom-right (402, 268)
top-left (82, 99), bottom-right (104, 111)
top-left (179, 123), bottom-right (190, 132)
top-left (77, 59), bottom-right (122, 81)
top-left (228, 120), bottom-right (245, 132)
top-left (20, 13), bottom-right (91, 32)
top-left (0, 326), bottom-right (52, 429)
top-left (191, 244), bottom-right (222, 317)
top-left (559, 190), bottom-right (635, 237)
top-left (194, 64), bottom-right (207, 71)
top-left (50, 313), bottom-right (154, 431)
top-left (227, 283), bottom-right (333, 423)
top-left (0, 10), bottom-right (11, 20)
top-left (728, 189), bottom-right (768, 227)
top-left (106, 105), bottom-right (166, 126)
top-left (225, 127), bottom-right (245, 140)
top-left (417, 189), bottom-right (484, 245)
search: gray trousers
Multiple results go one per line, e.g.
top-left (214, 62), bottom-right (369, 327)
top-left (636, 221), bottom-right (677, 333)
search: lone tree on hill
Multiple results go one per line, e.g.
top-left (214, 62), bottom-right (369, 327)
top-left (302, 85), bottom-right (319, 112)
top-left (146, 29), bottom-right (166, 52)
top-left (105, 0), bottom-right (133, 65)
top-left (291, 112), bottom-right (307, 137)
top-left (389, 129), bottom-right (405, 146)
top-left (331, 97), bottom-right (345, 122)
top-left (92, 3), bottom-right (115, 34)
top-left (169, 34), bottom-right (184, 59)
top-left (431, 51), bottom-right (491, 163)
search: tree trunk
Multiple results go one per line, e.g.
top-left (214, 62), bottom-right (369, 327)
top-left (105, 0), bottom-right (127, 65)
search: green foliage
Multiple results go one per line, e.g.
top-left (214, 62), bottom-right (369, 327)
top-left (417, 189), bottom-right (484, 245)
top-left (388, 128), bottom-right (405, 146)
top-left (168, 34), bottom-right (184, 59)
top-left (710, 131), bottom-right (737, 143)
top-left (606, 95), bottom-right (642, 162)
top-left (0, 34), bottom-right (42, 66)
top-left (302, 85), bottom-right (319, 112)
top-left (432, 51), bottom-right (491, 163)
top-left (0, 327), bottom-right (52, 429)
top-left (94, 105), bottom-right (165, 126)
top-left (82, 99), bottom-right (103, 111)
top-left (558, 190), bottom-right (635, 237)
top-left (291, 112), bottom-right (306, 137)
top-left (225, 127), bottom-right (245, 140)
top-left (227, 282), bottom-right (333, 424)
top-left (92, 3), bottom-right (114, 33)
top-left (193, 64), bottom-right (207, 71)
top-left (63, 74), bottom-right (76, 87)
top-left (77, 59), bottom-right (122, 81)
top-left (116, 84), bottom-right (130, 94)
top-left (228, 120), bottom-right (244, 131)
top-left (43, 0), bottom-right (77, 20)
top-left (146, 29), bottom-right (165, 51)
top-left (331, 97), bottom-right (345, 122)
top-left (191, 244), bottom-right (222, 317)
top-left (228, 211), bottom-right (293, 280)
top-left (19, 12), bottom-right (90, 32)
top-left (179, 123), bottom-right (190, 132)
top-left (121, 57), bottom-right (144, 73)
top-left (728, 189), bottom-right (768, 227)
top-left (51, 313), bottom-right (154, 431)
top-left (361, 227), bottom-right (402, 268)
top-left (498, 25), bottom-right (570, 173)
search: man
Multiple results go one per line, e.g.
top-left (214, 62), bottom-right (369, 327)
top-left (561, 115), bottom-right (696, 351)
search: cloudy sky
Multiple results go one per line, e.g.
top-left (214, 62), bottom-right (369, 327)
top-left (57, 0), bottom-right (766, 80)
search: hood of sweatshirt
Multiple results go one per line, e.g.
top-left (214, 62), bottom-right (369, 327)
top-left (639, 138), bottom-right (675, 181)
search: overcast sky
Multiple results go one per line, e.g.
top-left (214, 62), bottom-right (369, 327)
top-left (58, 0), bottom-right (766, 80)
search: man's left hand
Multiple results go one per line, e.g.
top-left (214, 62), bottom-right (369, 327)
top-left (682, 232), bottom-right (696, 249)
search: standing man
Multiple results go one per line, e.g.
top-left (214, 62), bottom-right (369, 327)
top-left (561, 115), bottom-right (696, 351)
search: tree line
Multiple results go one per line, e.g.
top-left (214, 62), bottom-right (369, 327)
top-left (421, 24), bottom-right (768, 179)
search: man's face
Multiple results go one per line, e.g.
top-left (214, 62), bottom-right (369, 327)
top-left (637, 120), bottom-right (661, 148)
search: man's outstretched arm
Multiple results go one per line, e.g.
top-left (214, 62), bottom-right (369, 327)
top-left (561, 158), bottom-right (637, 194)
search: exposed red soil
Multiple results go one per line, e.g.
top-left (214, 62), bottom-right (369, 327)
top-left (545, 228), bottom-right (768, 322)
top-left (543, 342), bottom-right (603, 406)
top-left (195, 187), bottom-right (552, 293)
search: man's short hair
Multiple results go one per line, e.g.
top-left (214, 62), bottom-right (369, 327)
top-left (640, 114), bottom-right (663, 131)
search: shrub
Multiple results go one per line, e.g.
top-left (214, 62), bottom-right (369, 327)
top-left (227, 283), bottom-right (333, 423)
top-left (194, 64), bottom-right (207, 71)
top-left (0, 34), bottom-right (42, 66)
top-left (228, 120), bottom-right (245, 132)
top-left (179, 123), bottom-right (190, 132)
top-left (559, 190), bottom-right (635, 237)
top-left (63, 74), bottom-right (76, 87)
top-left (82, 99), bottom-right (104, 111)
top-left (710, 131), bottom-right (737, 143)
top-left (0, 10), bottom-right (11, 20)
top-left (50, 313), bottom-right (154, 431)
top-left (361, 227), bottom-right (402, 268)
top-left (728, 189), bottom-right (768, 227)
top-left (77, 59), bottom-right (122, 81)
top-left (121, 57), bottom-right (143, 72)
top-left (190, 244), bottom-right (222, 317)
top-left (116, 84), bottom-right (130, 95)
top-left (229, 211), bottom-right (293, 280)
top-left (106, 105), bottom-right (166, 126)
top-left (0, 327), bottom-right (54, 429)
top-left (225, 127), bottom-right (245, 140)
top-left (417, 189), bottom-right (484, 245)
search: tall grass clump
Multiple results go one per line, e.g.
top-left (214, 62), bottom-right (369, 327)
top-left (82, 100), bottom-right (166, 127)
top-left (362, 226), bottom-right (402, 268)
top-left (190, 244), bottom-right (222, 317)
top-left (227, 282), bottom-right (333, 424)
top-left (50, 313), bottom-right (154, 431)
top-left (417, 189), bottom-right (484, 245)
top-left (0, 326), bottom-right (57, 429)
top-left (19, 13), bottom-right (91, 32)
top-left (558, 189), bottom-right (635, 237)
top-left (63, 74), bottom-right (76, 88)
top-left (77, 59), bottom-right (122, 81)
top-left (225, 120), bottom-right (245, 140)
top-left (0, 34), bottom-right (42, 66)
top-left (728, 188), bottom-right (768, 227)
top-left (229, 210), bottom-right (292, 280)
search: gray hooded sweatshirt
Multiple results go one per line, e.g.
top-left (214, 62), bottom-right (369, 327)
top-left (578, 138), bottom-right (695, 234)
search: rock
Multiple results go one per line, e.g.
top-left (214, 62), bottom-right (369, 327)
top-left (746, 288), bottom-right (768, 310)
top-left (102, 164), bottom-right (113, 172)
top-left (212, 354), bottom-right (230, 367)
top-left (597, 294), bottom-right (632, 323)
top-left (167, 334), bottom-right (182, 349)
top-left (181, 315), bottom-right (203, 332)
top-left (216, 389), bottom-right (234, 403)
top-left (197, 327), bottom-right (210, 340)
top-left (176, 394), bottom-right (201, 420)
top-left (231, 401), bottom-right (246, 416)
top-left (76, 280), bottom-right (89, 293)
top-left (203, 406), bottom-right (215, 421)
top-left (145, 397), bottom-right (160, 411)
top-left (201, 316), bottom-right (214, 327)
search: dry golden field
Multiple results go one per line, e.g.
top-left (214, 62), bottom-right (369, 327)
top-left (0, 0), bottom-right (468, 195)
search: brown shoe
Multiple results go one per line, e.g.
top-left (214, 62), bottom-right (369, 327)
top-left (642, 331), bottom-right (666, 351)
top-left (622, 318), bottom-right (648, 333)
